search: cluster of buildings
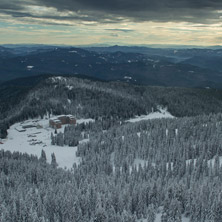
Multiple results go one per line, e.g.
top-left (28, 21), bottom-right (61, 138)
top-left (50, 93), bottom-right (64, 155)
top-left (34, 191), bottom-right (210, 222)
top-left (49, 115), bottom-right (76, 129)
top-left (15, 122), bottom-right (43, 132)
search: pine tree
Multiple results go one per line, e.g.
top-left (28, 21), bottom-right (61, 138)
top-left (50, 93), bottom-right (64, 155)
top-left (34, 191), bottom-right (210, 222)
top-left (147, 204), bottom-right (156, 222)
top-left (51, 132), bottom-right (55, 145)
top-left (40, 149), bottom-right (47, 163)
top-left (94, 205), bottom-right (107, 222)
top-left (51, 153), bottom-right (58, 168)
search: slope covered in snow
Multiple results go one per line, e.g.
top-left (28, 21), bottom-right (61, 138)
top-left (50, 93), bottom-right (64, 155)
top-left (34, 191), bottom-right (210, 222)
top-left (0, 116), bottom-right (94, 169)
top-left (126, 107), bottom-right (174, 123)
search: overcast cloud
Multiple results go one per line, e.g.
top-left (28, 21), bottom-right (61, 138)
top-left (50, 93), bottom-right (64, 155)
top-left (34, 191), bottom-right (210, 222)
top-left (0, 0), bottom-right (222, 24)
top-left (1, 0), bottom-right (222, 45)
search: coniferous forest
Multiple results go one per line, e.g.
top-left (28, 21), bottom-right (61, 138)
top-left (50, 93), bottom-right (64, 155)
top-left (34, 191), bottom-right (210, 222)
top-left (1, 75), bottom-right (222, 221)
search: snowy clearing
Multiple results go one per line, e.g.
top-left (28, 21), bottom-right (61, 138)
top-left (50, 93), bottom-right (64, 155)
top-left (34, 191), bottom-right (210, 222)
top-left (77, 118), bottom-right (95, 124)
top-left (126, 107), bottom-right (174, 123)
top-left (0, 116), bottom-right (94, 169)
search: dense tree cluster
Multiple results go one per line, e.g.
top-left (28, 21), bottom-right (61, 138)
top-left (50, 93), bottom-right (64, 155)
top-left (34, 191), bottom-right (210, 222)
top-left (74, 113), bottom-right (222, 221)
top-left (1, 114), bottom-right (222, 221)
top-left (51, 119), bottom-right (120, 147)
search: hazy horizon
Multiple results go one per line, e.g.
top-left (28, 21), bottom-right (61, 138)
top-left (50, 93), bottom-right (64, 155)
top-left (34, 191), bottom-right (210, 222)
top-left (1, 43), bottom-right (222, 49)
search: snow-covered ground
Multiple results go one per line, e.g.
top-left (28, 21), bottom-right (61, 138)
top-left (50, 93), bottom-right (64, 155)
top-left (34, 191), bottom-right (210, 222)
top-left (131, 155), bottom-right (222, 173)
top-left (126, 107), bottom-right (174, 123)
top-left (186, 156), bottom-right (222, 167)
top-left (0, 116), bottom-right (94, 169)
top-left (133, 158), bottom-right (149, 169)
top-left (139, 214), bottom-right (189, 222)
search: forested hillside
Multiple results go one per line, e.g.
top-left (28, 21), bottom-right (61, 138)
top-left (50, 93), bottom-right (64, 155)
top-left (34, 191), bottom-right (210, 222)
top-left (1, 114), bottom-right (222, 221)
top-left (1, 75), bottom-right (222, 138)
top-left (1, 75), bottom-right (222, 221)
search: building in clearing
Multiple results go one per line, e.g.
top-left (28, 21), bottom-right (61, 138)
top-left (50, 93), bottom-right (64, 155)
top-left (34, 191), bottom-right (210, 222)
top-left (49, 115), bottom-right (76, 129)
top-left (22, 124), bottom-right (36, 129)
top-left (66, 115), bottom-right (76, 124)
top-left (49, 119), bottom-right (62, 129)
top-left (15, 126), bottom-right (26, 132)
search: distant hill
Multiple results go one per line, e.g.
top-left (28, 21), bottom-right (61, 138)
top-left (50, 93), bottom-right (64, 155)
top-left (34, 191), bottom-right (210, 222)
top-left (1, 74), bottom-right (222, 128)
top-left (181, 55), bottom-right (222, 72)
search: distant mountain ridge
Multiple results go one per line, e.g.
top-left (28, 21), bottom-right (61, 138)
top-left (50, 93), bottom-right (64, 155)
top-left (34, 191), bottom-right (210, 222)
top-left (0, 45), bottom-right (222, 88)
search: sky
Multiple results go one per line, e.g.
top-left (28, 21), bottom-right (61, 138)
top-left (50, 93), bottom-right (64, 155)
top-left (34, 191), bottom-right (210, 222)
top-left (1, 0), bottom-right (222, 46)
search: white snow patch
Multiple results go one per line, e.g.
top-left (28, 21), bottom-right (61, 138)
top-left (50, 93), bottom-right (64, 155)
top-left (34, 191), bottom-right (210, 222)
top-left (69, 50), bottom-right (77, 53)
top-left (208, 156), bottom-right (222, 166)
top-left (126, 107), bottom-right (174, 123)
top-left (79, 138), bottom-right (90, 144)
top-left (155, 214), bottom-right (162, 222)
top-left (175, 128), bottom-right (178, 136)
top-left (27, 66), bottom-right (34, 70)
top-left (133, 158), bottom-right (148, 169)
top-left (99, 56), bottom-right (107, 61)
top-left (51, 76), bottom-right (66, 82)
top-left (139, 214), bottom-right (189, 222)
top-left (66, 85), bottom-right (73, 90)
top-left (77, 104), bottom-right (83, 109)
top-left (124, 76), bottom-right (132, 80)
top-left (55, 76), bottom-right (63, 80)
top-left (67, 99), bottom-right (71, 104)
top-left (110, 152), bottom-right (115, 170)
top-left (76, 118), bottom-right (95, 124)
top-left (184, 156), bottom-right (222, 169)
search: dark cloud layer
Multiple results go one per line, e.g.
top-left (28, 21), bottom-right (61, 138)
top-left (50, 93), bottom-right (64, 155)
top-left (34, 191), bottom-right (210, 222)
top-left (1, 0), bottom-right (222, 24)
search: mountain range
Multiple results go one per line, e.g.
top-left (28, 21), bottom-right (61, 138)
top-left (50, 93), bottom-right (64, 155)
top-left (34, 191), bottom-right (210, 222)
top-left (1, 45), bottom-right (222, 88)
